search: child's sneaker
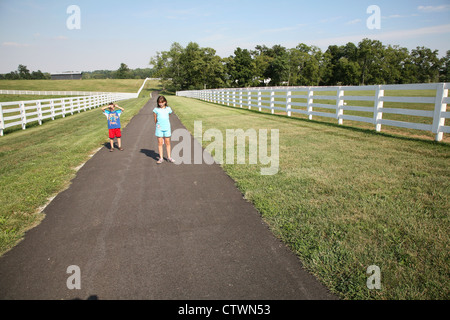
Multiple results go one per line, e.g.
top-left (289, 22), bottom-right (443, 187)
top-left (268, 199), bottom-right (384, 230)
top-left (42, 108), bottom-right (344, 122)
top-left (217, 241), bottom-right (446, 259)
top-left (167, 158), bottom-right (175, 163)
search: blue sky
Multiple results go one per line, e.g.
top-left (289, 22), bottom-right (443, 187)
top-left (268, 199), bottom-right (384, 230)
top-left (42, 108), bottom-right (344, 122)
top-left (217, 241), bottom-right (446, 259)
top-left (0, 0), bottom-right (449, 73)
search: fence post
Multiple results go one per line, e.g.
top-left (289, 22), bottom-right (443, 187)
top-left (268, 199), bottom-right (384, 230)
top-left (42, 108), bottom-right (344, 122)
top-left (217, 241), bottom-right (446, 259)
top-left (61, 99), bottom-right (66, 118)
top-left (336, 87), bottom-right (344, 125)
top-left (270, 91), bottom-right (275, 114)
top-left (0, 103), bottom-right (4, 136)
top-left (248, 91), bottom-right (252, 110)
top-left (432, 83), bottom-right (448, 142)
top-left (373, 85), bottom-right (384, 132)
top-left (37, 101), bottom-right (42, 125)
top-left (258, 90), bottom-right (262, 112)
top-left (20, 101), bottom-right (26, 130)
top-left (307, 88), bottom-right (314, 120)
top-left (70, 98), bottom-right (74, 115)
top-left (286, 90), bottom-right (292, 116)
top-left (51, 100), bottom-right (56, 120)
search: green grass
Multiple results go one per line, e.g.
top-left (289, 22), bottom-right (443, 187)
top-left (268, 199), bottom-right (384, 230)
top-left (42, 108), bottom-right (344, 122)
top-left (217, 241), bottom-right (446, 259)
top-left (0, 79), bottom-right (159, 93)
top-left (169, 95), bottom-right (450, 300)
top-left (0, 96), bottom-right (149, 255)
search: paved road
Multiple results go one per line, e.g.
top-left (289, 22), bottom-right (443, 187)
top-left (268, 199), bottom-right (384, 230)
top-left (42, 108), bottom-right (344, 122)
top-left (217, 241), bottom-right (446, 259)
top-left (0, 93), bottom-right (336, 300)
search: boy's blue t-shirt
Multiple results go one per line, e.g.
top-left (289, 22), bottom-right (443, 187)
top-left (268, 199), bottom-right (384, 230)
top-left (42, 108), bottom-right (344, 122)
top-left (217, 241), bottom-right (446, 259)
top-left (153, 106), bottom-right (173, 131)
top-left (104, 109), bottom-right (122, 129)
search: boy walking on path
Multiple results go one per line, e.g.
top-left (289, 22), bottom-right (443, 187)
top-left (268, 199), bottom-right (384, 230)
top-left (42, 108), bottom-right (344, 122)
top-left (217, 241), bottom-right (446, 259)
top-left (102, 102), bottom-right (124, 152)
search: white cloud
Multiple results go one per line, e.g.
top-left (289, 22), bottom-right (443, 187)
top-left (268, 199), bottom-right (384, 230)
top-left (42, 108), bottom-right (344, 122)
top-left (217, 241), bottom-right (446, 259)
top-left (262, 24), bottom-right (305, 33)
top-left (309, 23), bottom-right (450, 47)
top-left (319, 16), bottom-right (343, 24)
top-left (346, 19), bottom-right (362, 25)
top-left (2, 42), bottom-right (30, 47)
top-left (165, 7), bottom-right (211, 20)
top-left (199, 33), bottom-right (226, 42)
top-left (417, 5), bottom-right (450, 13)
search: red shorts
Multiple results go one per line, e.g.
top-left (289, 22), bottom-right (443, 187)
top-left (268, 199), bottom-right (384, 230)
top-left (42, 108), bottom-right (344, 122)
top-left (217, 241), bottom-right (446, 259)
top-left (109, 128), bottom-right (122, 139)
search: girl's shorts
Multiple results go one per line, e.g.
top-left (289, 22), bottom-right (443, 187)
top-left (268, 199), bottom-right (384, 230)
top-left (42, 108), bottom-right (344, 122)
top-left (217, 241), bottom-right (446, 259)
top-left (155, 127), bottom-right (171, 138)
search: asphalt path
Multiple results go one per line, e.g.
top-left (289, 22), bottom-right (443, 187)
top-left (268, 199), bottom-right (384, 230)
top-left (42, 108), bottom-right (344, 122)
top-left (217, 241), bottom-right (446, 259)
top-left (0, 92), bottom-right (336, 300)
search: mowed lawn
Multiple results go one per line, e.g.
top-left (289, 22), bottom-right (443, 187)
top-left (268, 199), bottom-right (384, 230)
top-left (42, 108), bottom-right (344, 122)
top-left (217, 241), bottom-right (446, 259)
top-left (0, 79), bottom-right (157, 93)
top-left (169, 95), bottom-right (450, 300)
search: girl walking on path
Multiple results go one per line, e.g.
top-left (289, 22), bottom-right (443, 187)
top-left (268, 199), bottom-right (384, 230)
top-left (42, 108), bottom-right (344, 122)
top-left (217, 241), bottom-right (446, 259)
top-left (153, 95), bottom-right (175, 164)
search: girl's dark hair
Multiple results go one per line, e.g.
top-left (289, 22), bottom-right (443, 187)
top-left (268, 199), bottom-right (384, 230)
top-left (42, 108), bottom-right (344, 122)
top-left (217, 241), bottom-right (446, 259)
top-left (157, 95), bottom-right (167, 108)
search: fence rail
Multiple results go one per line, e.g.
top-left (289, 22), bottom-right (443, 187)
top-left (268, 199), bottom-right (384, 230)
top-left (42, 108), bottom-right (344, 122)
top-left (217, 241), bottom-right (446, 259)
top-left (177, 82), bottom-right (449, 142)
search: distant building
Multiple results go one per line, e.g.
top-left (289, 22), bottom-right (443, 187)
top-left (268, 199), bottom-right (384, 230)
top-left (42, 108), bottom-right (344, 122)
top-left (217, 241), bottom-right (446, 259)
top-left (51, 72), bottom-right (82, 80)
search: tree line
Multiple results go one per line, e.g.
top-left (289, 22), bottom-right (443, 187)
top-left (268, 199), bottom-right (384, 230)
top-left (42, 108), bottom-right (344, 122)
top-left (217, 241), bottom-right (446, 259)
top-left (150, 39), bottom-right (450, 91)
top-left (82, 63), bottom-right (155, 79)
top-left (0, 63), bottom-right (155, 80)
top-left (0, 64), bottom-right (50, 80)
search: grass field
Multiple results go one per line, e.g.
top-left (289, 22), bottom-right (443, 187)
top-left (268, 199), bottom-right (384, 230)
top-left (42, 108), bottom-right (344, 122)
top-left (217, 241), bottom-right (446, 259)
top-left (169, 95), bottom-right (449, 300)
top-left (0, 79), bottom-right (160, 93)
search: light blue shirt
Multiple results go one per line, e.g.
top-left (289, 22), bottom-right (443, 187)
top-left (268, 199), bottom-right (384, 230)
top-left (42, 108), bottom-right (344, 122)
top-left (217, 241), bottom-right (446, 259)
top-left (153, 106), bottom-right (172, 131)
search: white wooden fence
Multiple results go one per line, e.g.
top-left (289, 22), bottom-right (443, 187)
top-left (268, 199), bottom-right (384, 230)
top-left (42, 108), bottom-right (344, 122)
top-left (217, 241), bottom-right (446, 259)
top-left (177, 82), bottom-right (450, 142)
top-left (0, 93), bottom-right (136, 136)
top-left (0, 78), bottom-right (151, 136)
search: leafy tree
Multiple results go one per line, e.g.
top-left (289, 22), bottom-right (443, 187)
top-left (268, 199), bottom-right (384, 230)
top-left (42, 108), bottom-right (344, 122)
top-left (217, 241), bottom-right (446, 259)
top-left (410, 46), bottom-right (441, 83)
top-left (201, 48), bottom-right (226, 89)
top-left (439, 50), bottom-right (450, 82)
top-left (251, 45), bottom-right (272, 86)
top-left (31, 70), bottom-right (46, 80)
top-left (358, 38), bottom-right (385, 85)
top-left (150, 42), bottom-right (225, 90)
top-left (4, 71), bottom-right (19, 80)
top-left (265, 45), bottom-right (290, 86)
top-left (288, 44), bottom-right (323, 86)
top-left (228, 47), bottom-right (255, 87)
top-left (18, 64), bottom-right (31, 79)
top-left (115, 63), bottom-right (131, 79)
